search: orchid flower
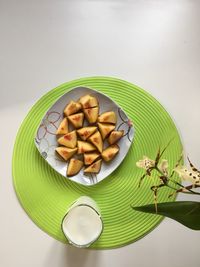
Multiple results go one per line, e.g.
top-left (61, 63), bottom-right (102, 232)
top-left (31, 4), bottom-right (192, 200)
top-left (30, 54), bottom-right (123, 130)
top-left (136, 142), bottom-right (200, 213)
top-left (174, 166), bottom-right (200, 186)
top-left (136, 156), bottom-right (155, 171)
top-left (158, 159), bottom-right (168, 176)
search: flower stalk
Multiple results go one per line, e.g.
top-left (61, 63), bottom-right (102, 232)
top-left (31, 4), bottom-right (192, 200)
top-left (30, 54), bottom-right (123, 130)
top-left (136, 143), bottom-right (200, 212)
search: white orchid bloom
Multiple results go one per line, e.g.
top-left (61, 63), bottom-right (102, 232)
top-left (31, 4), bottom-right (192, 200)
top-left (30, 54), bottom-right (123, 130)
top-left (136, 156), bottom-right (155, 171)
top-left (174, 166), bottom-right (200, 185)
top-left (159, 159), bottom-right (168, 176)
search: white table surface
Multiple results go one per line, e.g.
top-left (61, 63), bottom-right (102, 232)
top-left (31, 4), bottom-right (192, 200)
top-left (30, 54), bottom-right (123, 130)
top-left (1, 1), bottom-right (200, 266)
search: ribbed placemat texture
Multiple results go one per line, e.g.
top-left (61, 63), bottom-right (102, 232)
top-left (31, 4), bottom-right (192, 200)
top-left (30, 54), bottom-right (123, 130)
top-left (12, 77), bottom-right (182, 249)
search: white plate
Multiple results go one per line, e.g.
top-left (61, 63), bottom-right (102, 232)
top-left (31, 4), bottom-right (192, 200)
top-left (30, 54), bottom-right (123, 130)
top-left (34, 87), bottom-right (134, 186)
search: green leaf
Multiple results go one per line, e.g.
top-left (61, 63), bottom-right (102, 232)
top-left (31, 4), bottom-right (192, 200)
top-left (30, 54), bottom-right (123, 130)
top-left (132, 201), bottom-right (200, 230)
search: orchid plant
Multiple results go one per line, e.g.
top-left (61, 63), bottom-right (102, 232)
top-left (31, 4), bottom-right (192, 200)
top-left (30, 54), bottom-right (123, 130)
top-left (132, 142), bottom-right (200, 230)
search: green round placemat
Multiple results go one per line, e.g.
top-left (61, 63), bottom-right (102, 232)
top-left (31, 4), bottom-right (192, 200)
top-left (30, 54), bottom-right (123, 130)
top-left (13, 77), bottom-right (182, 249)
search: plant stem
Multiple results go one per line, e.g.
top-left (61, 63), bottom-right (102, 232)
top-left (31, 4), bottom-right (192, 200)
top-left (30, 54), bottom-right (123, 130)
top-left (165, 183), bottom-right (178, 191)
top-left (176, 184), bottom-right (200, 195)
top-left (169, 179), bottom-right (198, 194)
top-left (155, 167), bottom-right (200, 195)
top-left (180, 191), bottom-right (200, 195)
top-left (155, 167), bottom-right (166, 177)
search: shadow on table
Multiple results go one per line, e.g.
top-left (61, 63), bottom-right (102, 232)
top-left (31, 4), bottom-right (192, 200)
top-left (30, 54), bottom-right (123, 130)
top-left (65, 244), bottom-right (100, 267)
top-left (45, 241), bottom-right (100, 267)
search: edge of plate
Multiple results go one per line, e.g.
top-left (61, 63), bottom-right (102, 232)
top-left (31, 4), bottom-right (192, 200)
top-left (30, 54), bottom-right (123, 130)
top-left (34, 86), bottom-right (135, 186)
